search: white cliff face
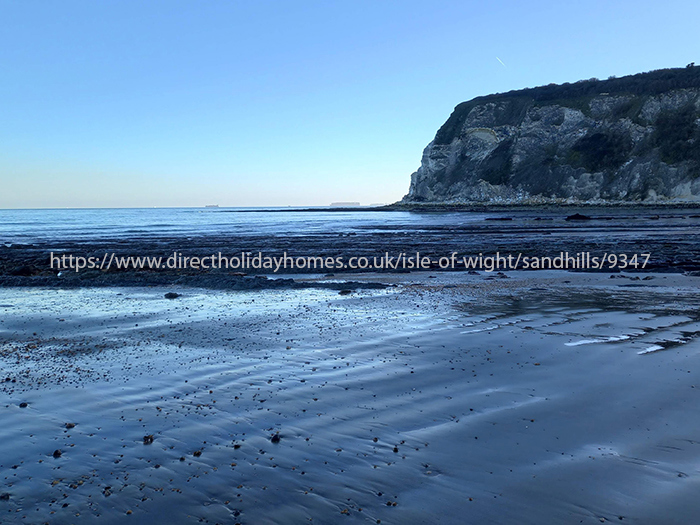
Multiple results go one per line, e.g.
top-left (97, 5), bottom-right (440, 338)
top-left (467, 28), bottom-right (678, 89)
top-left (403, 82), bottom-right (700, 204)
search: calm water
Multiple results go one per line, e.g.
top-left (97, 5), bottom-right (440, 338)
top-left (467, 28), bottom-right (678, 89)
top-left (0, 207), bottom-right (488, 243)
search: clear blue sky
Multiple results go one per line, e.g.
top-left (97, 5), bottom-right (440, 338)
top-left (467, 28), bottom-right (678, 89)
top-left (1, 0), bottom-right (698, 208)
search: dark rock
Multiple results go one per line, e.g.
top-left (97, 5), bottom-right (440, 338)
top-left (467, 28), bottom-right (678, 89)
top-left (270, 433), bottom-right (281, 444)
top-left (10, 265), bottom-right (35, 276)
top-left (18, 402), bottom-right (27, 408)
top-left (565, 213), bottom-right (592, 221)
top-left (0, 493), bottom-right (10, 501)
top-left (338, 289), bottom-right (353, 295)
top-left (65, 423), bottom-right (76, 429)
top-left (143, 434), bottom-right (154, 445)
top-left (164, 292), bottom-right (180, 299)
top-left (53, 449), bottom-right (62, 458)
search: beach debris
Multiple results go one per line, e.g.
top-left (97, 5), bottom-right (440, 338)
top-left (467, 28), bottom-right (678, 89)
top-left (52, 449), bottom-right (62, 458)
top-left (143, 434), bottom-right (154, 445)
top-left (164, 292), bottom-right (180, 299)
top-left (270, 432), bottom-right (281, 444)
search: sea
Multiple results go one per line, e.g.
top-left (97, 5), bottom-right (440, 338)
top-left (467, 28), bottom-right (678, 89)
top-left (0, 207), bottom-right (488, 243)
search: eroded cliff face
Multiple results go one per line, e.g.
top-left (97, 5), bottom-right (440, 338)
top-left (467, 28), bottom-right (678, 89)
top-left (404, 71), bottom-right (700, 204)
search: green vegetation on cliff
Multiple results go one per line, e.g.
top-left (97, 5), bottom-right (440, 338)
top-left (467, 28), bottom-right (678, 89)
top-left (434, 66), bottom-right (700, 146)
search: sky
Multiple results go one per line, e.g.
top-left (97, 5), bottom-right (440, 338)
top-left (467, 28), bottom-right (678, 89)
top-left (1, 0), bottom-right (699, 208)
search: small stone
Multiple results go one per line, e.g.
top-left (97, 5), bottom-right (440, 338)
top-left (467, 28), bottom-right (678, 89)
top-left (143, 434), bottom-right (154, 445)
top-left (193, 450), bottom-right (202, 457)
top-left (270, 433), bottom-right (281, 444)
top-left (338, 289), bottom-right (353, 295)
top-left (53, 450), bottom-right (62, 458)
top-left (65, 423), bottom-right (76, 429)
top-left (0, 493), bottom-right (10, 501)
top-left (164, 292), bottom-right (180, 299)
top-left (19, 402), bottom-right (28, 408)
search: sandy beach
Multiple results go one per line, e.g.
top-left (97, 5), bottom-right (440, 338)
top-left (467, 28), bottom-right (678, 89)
top-left (3, 270), bottom-right (700, 524)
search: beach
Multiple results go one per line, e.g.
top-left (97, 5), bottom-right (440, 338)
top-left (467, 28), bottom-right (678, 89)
top-left (6, 2), bottom-right (700, 523)
top-left (3, 269), bottom-right (700, 524)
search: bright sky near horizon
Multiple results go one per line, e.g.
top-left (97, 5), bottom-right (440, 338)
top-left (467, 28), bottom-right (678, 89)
top-left (2, 0), bottom-right (699, 208)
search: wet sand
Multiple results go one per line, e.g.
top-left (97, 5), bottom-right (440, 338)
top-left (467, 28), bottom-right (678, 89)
top-left (2, 271), bottom-right (700, 523)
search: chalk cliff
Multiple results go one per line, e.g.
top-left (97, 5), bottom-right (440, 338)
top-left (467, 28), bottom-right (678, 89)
top-left (403, 66), bottom-right (700, 204)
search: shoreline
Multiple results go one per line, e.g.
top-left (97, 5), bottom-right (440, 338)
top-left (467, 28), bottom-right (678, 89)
top-left (4, 206), bottom-right (700, 287)
top-left (223, 202), bottom-right (700, 213)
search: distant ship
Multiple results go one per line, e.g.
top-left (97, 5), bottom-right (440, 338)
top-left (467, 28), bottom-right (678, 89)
top-left (205, 204), bottom-right (219, 208)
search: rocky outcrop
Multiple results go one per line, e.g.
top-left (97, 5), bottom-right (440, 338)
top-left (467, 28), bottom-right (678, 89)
top-left (404, 67), bottom-right (700, 204)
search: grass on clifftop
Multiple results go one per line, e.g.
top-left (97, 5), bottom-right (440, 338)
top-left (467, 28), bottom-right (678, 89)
top-left (434, 65), bottom-right (700, 145)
